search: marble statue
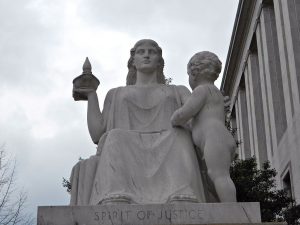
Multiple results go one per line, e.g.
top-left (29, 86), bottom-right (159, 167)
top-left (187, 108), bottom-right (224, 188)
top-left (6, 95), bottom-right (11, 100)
top-left (70, 39), bottom-right (208, 205)
top-left (171, 51), bottom-right (236, 202)
top-left (70, 40), bottom-right (235, 205)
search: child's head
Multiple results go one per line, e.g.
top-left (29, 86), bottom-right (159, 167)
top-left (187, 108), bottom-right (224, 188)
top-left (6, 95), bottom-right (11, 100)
top-left (187, 51), bottom-right (222, 88)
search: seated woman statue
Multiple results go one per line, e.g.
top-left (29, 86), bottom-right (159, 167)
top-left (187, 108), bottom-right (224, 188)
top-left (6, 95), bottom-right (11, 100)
top-left (70, 39), bottom-right (207, 205)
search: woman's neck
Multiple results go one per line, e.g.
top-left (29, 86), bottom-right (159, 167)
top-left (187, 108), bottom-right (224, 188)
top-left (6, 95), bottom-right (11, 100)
top-left (135, 71), bottom-right (158, 85)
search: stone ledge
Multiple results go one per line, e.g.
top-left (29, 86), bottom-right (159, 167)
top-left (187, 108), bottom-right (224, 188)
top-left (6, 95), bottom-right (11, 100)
top-left (37, 202), bottom-right (261, 225)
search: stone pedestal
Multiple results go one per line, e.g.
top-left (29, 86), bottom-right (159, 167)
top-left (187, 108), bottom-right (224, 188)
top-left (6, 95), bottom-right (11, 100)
top-left (37, 202), bottom-right (261, 225)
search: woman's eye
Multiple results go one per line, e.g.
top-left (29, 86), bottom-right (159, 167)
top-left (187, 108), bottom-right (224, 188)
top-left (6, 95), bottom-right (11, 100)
top-left (149, 49), bottom-right (157, 54)
top-left (136, 49), bottom-right (145, 54)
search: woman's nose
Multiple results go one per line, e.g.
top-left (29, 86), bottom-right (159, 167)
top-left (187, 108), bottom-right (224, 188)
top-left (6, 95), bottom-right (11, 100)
top-left (144, 52), bottom-right (150, 58)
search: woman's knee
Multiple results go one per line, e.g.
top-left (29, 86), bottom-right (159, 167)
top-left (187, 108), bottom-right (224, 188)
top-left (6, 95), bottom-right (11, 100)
top-left (107, 128), bottom-right (123, 137)
top-left (207, 169), bottom-right (229, 181)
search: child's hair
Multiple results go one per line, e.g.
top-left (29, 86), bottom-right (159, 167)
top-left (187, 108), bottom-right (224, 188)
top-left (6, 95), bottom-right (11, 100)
top-left (187, 51), bottom-right (222, 81)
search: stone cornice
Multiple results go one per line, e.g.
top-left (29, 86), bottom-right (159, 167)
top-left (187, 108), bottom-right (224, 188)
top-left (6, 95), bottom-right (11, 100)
top-left (221, 0), bottom-right (257, 96)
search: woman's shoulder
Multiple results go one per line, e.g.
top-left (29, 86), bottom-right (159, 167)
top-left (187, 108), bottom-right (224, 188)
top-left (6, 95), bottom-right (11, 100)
top-left (104, 86), bottom-right (124, 101)
top-left (106, 86), bottom-right (126, 94)
top-left (175, 84), bottom-right (191, 92)
top-left (106, 85), bottom-right (141, 98)
top-left (169, 85), bottom-right (191, 98)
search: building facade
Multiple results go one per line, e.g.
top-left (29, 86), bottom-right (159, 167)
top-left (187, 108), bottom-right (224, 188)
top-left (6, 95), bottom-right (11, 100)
top-left (221, 0), bottom-right (300, 203)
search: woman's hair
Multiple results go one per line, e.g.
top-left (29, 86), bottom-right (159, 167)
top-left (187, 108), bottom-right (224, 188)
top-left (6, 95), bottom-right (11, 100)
top-left (126, 39), bottom-right (166, 85)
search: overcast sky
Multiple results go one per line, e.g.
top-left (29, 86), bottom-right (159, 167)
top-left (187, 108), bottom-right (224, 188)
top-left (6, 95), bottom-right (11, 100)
top-left (0, 0), bottom-right (239, 219)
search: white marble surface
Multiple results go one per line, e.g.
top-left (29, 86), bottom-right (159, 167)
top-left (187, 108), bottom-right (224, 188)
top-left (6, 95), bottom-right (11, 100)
top-left (70, 40), bottom-right (209, 205)
top-left (37, 202), bottom-right (261, 225)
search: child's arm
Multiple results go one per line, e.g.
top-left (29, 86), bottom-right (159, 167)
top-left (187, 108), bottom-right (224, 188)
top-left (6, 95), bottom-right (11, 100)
top-left (171, 86), bottom-right (207, 126)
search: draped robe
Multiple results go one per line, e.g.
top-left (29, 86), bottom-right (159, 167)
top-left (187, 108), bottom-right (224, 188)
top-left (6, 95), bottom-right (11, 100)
top-left (70, 84), bottom-right (206, 205)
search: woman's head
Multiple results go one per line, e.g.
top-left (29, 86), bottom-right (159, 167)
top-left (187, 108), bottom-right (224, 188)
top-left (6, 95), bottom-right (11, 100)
top-left (126, 39), bottom-right (166, 85)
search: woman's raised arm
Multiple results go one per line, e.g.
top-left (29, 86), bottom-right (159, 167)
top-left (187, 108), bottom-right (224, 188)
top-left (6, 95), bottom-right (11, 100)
top-left (74, 88), bottom-right (110, 144)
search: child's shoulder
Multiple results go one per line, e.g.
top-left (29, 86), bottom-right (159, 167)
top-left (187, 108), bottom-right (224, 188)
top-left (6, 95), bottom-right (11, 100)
top-left (192, 84), bottom-right (223, 99)
top-left (196, 84), bottom-right (221, 93)
top-left (192, 84), bottom-right (213, 94)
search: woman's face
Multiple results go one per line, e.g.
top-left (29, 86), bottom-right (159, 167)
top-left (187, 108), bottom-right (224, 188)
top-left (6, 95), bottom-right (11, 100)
top-left (133, 41), bottom-right (160, 73)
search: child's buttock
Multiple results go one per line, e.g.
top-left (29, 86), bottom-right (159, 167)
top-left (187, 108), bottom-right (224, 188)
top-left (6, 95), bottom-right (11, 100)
top-left (191, 119), bottom-right (231, 148)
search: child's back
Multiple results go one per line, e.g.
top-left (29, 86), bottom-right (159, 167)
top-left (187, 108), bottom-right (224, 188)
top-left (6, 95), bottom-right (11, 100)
top-left (191, 84), bottom-right (235, 151)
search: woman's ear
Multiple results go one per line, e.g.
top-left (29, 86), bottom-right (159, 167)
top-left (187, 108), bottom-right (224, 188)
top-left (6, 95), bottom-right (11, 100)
top-left (132, 59), bottom-right (136, 68)
top-left (191, 73), bottom-right (197, 81)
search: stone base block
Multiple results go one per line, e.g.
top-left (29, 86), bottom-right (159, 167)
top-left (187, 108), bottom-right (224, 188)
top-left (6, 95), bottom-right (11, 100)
top-left (37, 202), bottom-right (261, 225)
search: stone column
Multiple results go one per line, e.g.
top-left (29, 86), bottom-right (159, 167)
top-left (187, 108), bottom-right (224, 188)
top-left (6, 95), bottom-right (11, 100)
top-left (247, 50), bottom-right (268, 166)
top-left (244, 67), bottom-right (256, 158)
top-left (237, 85), bottom-right (251, 159)
top-left (273, 0), bottom-right (295, 122)
top-left (255, 2), bottom-right (288, 169)
top-left (276, 0), bottom-right (300, 114)
top-left (234, 101), bottom-right (243, 159)
top-left (256, 21), bottom-right (274, 167)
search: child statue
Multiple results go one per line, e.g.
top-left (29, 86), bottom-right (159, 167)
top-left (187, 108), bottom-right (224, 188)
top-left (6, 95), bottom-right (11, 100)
top-left (171, 51), bottom-right (237, 202)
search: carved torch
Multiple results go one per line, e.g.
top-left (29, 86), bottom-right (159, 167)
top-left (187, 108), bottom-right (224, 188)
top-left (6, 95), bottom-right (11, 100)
top-left (72, 57), bottom-right (100, 101)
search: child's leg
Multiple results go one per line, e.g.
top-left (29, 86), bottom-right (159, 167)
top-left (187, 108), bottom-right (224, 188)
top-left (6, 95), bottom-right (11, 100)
top-left (204, 139), bottom-right (237, 202)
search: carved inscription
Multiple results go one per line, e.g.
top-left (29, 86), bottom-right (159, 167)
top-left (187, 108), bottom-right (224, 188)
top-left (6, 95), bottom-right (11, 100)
top-left (37, 202), bottom-right (261, 225)
top-left (94, 210), bottom-right (132, 221)
top-left (93, 208), bottom-right (204, 224)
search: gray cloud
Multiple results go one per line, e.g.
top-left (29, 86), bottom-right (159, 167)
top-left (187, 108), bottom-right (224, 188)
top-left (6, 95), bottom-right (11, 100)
top-left (75, 0), bottom-right (238, 86)
top-left (0, 0), bottom-right (64, 93)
